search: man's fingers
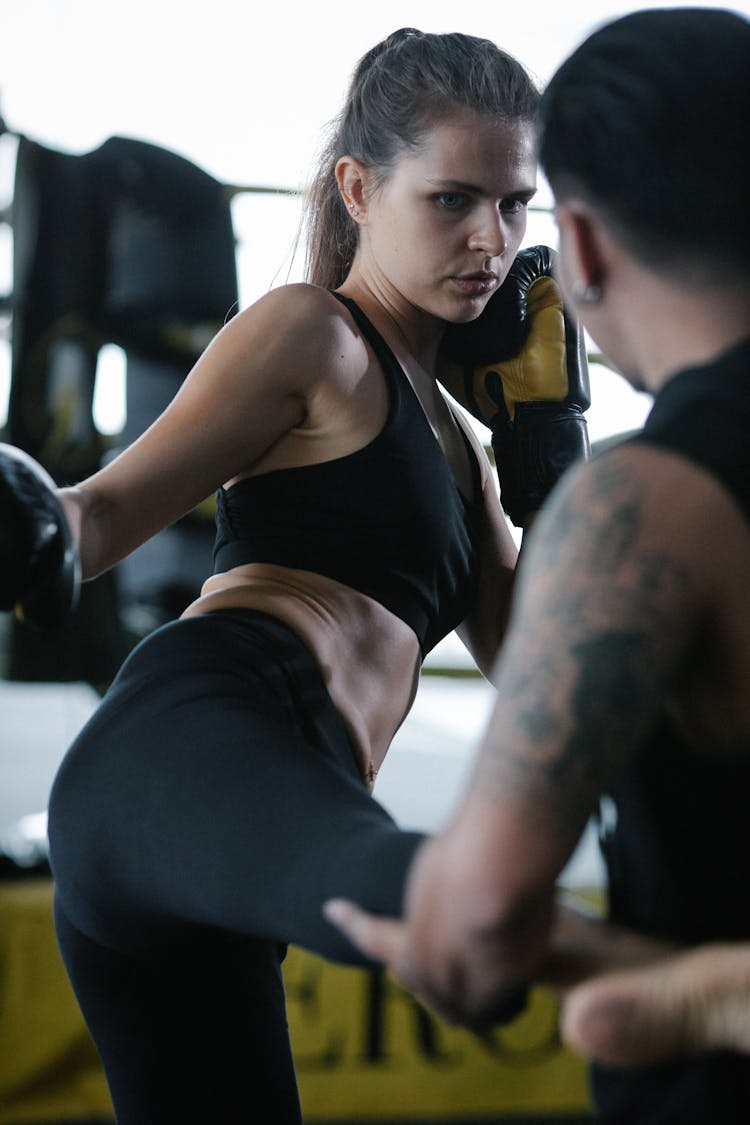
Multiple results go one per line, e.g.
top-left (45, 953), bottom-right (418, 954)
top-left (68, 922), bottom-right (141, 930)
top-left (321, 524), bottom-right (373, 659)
top-left (323, 899), bottom-right (461, 1024)
top-left (323, 898), bottom-right (406, 965)
top-left (322, 899), bottom-right (531, 1031)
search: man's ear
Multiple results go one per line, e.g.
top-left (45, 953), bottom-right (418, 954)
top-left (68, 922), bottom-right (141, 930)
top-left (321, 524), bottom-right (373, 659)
top-left (335, 156), bottom-right (369, 221)
top-left (555, 201), bottom-right (607, 297)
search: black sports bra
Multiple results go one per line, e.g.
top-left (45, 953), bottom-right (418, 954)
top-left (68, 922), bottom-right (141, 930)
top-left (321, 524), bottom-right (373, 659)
top-left (213, 292), bottom-right (482, 655)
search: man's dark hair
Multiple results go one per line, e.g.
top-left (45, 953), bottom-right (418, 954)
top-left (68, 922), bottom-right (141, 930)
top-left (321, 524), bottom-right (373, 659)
top-left (538, 8), bottom-right (750, 284)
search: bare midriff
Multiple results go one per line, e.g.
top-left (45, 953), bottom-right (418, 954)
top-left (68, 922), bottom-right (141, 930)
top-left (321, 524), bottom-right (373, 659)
top-left (181, 563), bottom-right (422, 787)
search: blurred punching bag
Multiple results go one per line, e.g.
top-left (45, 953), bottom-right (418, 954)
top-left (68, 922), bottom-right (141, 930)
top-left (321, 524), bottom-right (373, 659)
top-left (7, 134), bottom-right (238, 684)
top-left (94, 137), bottom-right (239, 631)
top-left (95, 135), bottom-right (238, 364)
top-left (9, 137), bottom-right (106, 482)
top-left (8, 137), bottom-right (122, 687)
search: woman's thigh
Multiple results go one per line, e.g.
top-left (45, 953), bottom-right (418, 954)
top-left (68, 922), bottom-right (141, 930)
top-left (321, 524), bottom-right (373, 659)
top-left (48, 611), bottom-right (423, 964)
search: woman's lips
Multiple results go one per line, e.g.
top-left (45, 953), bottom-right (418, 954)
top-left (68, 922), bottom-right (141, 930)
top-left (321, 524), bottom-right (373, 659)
top-left (452, 274), bottom-right (498, 297)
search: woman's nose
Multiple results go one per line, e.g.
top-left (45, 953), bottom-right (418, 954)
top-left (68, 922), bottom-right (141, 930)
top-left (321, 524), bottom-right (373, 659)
top-left (467, 207), bottom-right (507, 257)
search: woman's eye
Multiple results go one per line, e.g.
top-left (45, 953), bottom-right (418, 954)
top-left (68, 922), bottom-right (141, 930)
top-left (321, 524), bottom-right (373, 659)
top-left (436, 192), bottom-right (467, 210)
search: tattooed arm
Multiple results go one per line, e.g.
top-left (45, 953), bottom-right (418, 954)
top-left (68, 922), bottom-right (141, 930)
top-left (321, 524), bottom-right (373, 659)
top-left (327, 441), bottom-right (718, 1025)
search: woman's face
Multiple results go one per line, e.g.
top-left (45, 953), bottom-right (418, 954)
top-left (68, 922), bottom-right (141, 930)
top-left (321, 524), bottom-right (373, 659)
top-left (359, 108), bottom-right (537, 324)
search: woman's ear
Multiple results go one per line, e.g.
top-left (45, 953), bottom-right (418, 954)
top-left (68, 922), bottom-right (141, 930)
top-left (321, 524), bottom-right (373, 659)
top-left (335, 156), bottom-right (369, 221)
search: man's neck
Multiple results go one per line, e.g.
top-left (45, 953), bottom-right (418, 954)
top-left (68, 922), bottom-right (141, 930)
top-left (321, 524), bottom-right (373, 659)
top-left (627, 281), bottom-right (750, 396)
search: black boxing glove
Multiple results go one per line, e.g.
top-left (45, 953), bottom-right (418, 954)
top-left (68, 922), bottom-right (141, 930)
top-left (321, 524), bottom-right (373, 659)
top-left (439, 245), bottom-right (590, 526)
top-left (0, 444), bottom-right (80, 627)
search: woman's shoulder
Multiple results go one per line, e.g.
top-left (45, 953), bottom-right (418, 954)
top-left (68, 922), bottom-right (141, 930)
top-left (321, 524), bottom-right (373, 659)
top-left (230, 283), bottom-right (361, 367)
top-left (240, 282), bottom-right (348, 332)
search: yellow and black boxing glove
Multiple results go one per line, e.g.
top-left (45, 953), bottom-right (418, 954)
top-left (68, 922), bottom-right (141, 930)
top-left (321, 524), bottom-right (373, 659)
top-left (439, 245), bottom-right (590, 526)
top-left (0, 443), bottom-right (80, 627)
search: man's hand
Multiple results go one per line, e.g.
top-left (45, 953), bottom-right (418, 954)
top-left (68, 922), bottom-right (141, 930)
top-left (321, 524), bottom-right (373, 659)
top-left (539, 905), bottom-right (750, 1067)
top-left (542, 899), bottom-right (676, 992)
top-left (325, 822), bottom-right (547, 1031)
top-left (322, 900), bottom-right (409, 976)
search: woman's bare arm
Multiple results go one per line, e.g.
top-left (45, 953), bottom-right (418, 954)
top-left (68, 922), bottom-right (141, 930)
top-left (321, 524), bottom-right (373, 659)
top-left (58, 284), bottom-right (343, 579)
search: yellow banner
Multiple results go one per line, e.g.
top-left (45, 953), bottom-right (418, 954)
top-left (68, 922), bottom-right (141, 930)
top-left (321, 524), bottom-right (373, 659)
top-left (0, 880), bottom-right (593, 1123)
top-left (286, 949), bottom-right (591, 1120)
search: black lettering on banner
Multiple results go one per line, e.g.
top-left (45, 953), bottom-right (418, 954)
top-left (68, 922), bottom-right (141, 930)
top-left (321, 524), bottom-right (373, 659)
top-left (286, 955), bottom-right (347, 1070)
top-left (476, 998), bottom-right (563, 1067)
top-left (288, 956), bottom-right (565, 1074)
top-left (360, 968), bottom-right (459, 1066)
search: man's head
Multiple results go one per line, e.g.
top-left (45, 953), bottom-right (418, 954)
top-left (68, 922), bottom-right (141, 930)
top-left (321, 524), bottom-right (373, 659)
top-left (538, 8), bottom-right (750, 288)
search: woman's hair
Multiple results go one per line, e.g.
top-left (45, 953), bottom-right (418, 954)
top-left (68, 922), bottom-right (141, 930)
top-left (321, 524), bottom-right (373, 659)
top-left (538, 8), bottom-right (750, 285)
top-left (303, 28), bottom-right (539, 290)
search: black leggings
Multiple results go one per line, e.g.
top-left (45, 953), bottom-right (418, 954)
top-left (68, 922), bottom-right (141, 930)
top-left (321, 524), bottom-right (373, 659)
top-left (48, 609), bottom-right (423, 1124)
